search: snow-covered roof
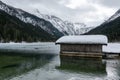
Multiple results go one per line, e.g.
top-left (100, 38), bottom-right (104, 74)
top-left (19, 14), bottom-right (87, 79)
top-left (56, 35), bottom-right (108, 45)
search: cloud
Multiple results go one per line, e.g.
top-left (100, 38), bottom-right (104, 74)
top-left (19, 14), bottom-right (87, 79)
top-left (100, 0), bottom-right (120, 8)
top-left (1, 0), bottom-right (119, 26)
top-left (58, 0), bottom-right (117, 26)
top-left (63, 0), bottom-right (88, 9)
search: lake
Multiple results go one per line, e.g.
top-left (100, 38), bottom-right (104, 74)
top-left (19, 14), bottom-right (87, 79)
top-left (0, 42), bottom-right (120, 80)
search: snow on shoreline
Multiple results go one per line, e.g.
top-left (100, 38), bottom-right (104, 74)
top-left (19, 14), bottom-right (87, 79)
top-left (103, 43), bottom-right (120, 53)
top-left (0, 42), bottom-right (120, 54)
top-left (0, 42), bottom-right (60, 54)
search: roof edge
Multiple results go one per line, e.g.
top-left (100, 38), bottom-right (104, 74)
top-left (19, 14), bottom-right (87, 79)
top-left (55, 42), bottom-right (107, 45)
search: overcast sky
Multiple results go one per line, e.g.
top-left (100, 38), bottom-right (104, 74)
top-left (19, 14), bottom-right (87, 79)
top-left (1, 0), bottom-right (120, 26)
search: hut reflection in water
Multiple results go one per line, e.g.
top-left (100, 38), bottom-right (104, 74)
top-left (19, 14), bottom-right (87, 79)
top-left (58, 56), bottom-right (106, 74)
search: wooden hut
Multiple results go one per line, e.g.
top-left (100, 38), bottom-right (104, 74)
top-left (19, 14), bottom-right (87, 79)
top-left (56, 35), bottom-right (108, 58)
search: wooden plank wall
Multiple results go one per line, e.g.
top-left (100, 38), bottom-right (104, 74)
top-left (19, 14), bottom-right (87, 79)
top-left (61, 44), bottom-right (102, 53)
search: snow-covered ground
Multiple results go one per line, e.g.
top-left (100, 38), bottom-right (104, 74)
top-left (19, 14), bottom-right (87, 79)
top-left (0, 42), bottom-right (120, 54)
top-left (103, 43), bottom-right (120, 54)
top-left (0, 42), bottom-right (60, 54)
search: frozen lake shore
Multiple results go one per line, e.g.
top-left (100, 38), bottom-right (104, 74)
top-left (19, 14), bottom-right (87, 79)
top-left (0, 42), bottom-right (60, 55)
top-left (103, 43), bottom-right (120, 54)
top-left (0, 42), bottom-right (120, 54)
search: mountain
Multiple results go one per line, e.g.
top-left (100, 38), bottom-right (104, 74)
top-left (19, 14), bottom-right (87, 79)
top-left (33, 9), bottom-right (94, 35)
top-left (105, 9), bottom-right (120, 23)
top-left (86, 9), bottom-right (120, 41)
top-left (0, 1), bottom-right (64, 39)
top-left (0, 0), bottom-right (94, 42)
top-left (0, 10), bottom-right (58, 42)
top-left (0, 1), bottom-right (64, 42)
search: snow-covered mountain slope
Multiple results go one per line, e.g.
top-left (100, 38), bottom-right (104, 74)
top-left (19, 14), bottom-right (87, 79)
top-left (0, 1), bottom-right (63, 37)
top-left (86, 9), bottom-right (120, 41)
top-left (0, 1), bottom-right (94, 36)
top-left (33, 9), bottom-right (94, 35)
top-left (0, 10), bottom-right (57, 42)
top-left (106, 9), bottom-right (120, 23)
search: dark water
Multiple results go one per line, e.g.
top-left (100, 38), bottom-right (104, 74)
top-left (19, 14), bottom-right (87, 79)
top-left (0, 43), bottom-right (120, 80)
top-left (0, 54), bottom-right (54, 80)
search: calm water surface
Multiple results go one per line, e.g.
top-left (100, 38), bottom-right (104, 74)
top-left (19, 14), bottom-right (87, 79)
top-left (0, 42), bottom-right (119, 80)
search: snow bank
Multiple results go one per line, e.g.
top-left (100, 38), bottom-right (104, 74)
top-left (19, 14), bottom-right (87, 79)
top-left (56, 35), bottom-right (108, 45)
top-left (0, 42), bottom-right (120, 54)
top-left (0, 42), bottom-right (60, 54)
top-left (103, 43), bottom-right (120, 53)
